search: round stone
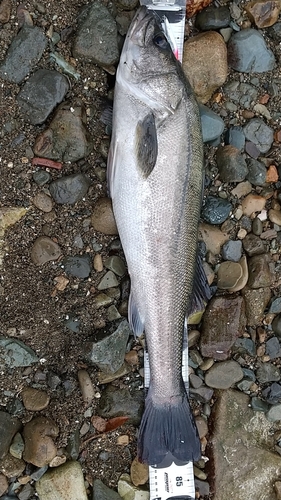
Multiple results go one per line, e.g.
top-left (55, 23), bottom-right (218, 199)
top-left (30, 236), bottom-right (61, 265)
top-left (205, 360), bottom-right (244, 389)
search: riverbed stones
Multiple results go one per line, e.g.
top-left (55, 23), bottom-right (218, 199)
top-left (49, 174), bottom-right (91, 204)
top-left (0, 412), bottom-right (21, 459)
top-left (91, 198), bottom-right (118, 235)
top-left (228, 28), bottom-right (276, 73)
top-left (221, 240), bottom-right (242, 262)
top-left (98, 271), bottom-right (119, 290)
top-left (199, 104), bottom-right (225, 142)
top-left (205, 360), bottom-right (243, 388)
top-left (183, 31), bottom-right (228, 103)
top-left (256, 362), bottom-right (280, 383)
top-left (195, 5), bottom-right (230, 30)
top-left (210, 390), bottom-right (281, 500)
top-left (241, 194), bottom-right (266, 216)
top-left (21, 387), bottom-right (50, 411)
top-left (247, 254), bottom-right (274, 288)
top-left (201, 196), bottom-right (232, 224)
top-left (246, 159), bottom-right (268, 186)
top-left (242, 233), bottom-right (265, 256)
top-left (63, 255), bottom-right (92, 279)
top-left (0, 473), bottom-right (8, 496)
top-left (216, 145), bottom-right (248, 182)
top-left (17, 69), bottom-right (69, 125)
top-left (93, 478), bottom-right (122, 500)
top-left (30, 236), bottom-right (62, 265)
top-left (23, 417), bottom-right (59, 467)
top-left (36, 461), bottom-right (88, 500)
top-left (245, 0), bottom-right (281, 28)
top-left (242, 286), bottom-right (271, 325)
top-left (0, 25), bottom-right (47, 83)
top-left (243, 118), bottom-right (274, 153)
top-left (0, 338), bottom-right (38, 368)
top-left (98, 385), bottom-right (143, 425)
top-left (201, 296), bottom-right (246, 360)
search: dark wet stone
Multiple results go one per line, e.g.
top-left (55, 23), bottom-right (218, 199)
top-left (195, 5), bottom-right (230, 30)
top-left (49, 173), bottom-right (91, 204)
top-left (225, 126), bottom-right (245, 151)
top-left (66, 429), bottom-right (80, 460)
top-left (0, 25), bottom-right (47, 83)
top-left (242, 368), bottom-right (256, 381)
top-left (6, 397), bottom-right (24, 417)
top-left (245, 141), bottom-right (260, 159)
top-left (34, 102), bottom-right (93, 162)
top-left (64, 314), bottom-right (81, 333)
top-left (233, 338), bottom-right (256, 357)
top-left (104, 256), bottom-right (126, 277)
top-left (195, 479), bottom-right (210, 497)
top-left (242, 233), bottom-right (265, 256)
top-left (201, 296), bottom-right (246, 360)
top-left (252, 217), bottom-right (263, 236)
top-left (256, 362), bottom-right (280, 383)
top-left (221, 240), bottom-right (242, 262)
top-left (224, 81), bottom-right (258, 107)
top-left (73, 2), bottom-right (119, 67)
top-left (216, 145), bottom-right (248, 182)
top-left (98, 385), bottom-right (143, 425)
top-left (272, 314), bottom-right (281, 337)
top-left (247, 254), bottom-right (274, 288)
top-left (242, 286), bottom-right (271, 326)
top-left (63, 255), bottom-right (92, 279)
top-left (85, 320), bottom-right (130, 374)
top-left (266, 337), bottom-right (281, 359)
top-left (17, 69), bottom-right (69, 125)
top-left (228, 28), bottom-right (275, 73)
top-left (0, 337), bottom-right (38, 368)
top-left (243, 118), bottom-right (274, 154)
top-left (201, 196), bottom-right (232, 224)
top-left (266, 404), bottom-right (281, 422)
top-left (190, 374), bottom-right (203, 389)
top-left (246, 159), bottom-right (267, 186)
top-left (251, 396), bottom-right (269, 412)
top-left (0, 411), bottom-right (21, 459)
top-left (236, 379), bottom-right (253, 392)
top-left (269, 21), bottom-right (281, 40)
top-left (269, 297), bottom-right (281, 314)
top-left (32, 170), bottom-right (51, 186)
top-left (190, 386), bottom-right (214, 403)
top-left (199, 103), bottom-right (225, 142)
top-left (93, 479), bottom-right (122, 500)
top-left (263, 382), bottom-right (281, 405)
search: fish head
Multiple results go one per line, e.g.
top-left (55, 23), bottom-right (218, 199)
top-left (117, 6), bottom-right (184, 113)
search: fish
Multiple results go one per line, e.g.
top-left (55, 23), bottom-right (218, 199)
top-left (107, 6), bottom-right (210, 466)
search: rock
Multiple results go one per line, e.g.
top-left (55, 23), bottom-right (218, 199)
top-left (97, 362), bottom-right (131, 384)
top-left (85, 320), bottom-right (130, 374)
top-left (0, 26), bottom-right (47, 83)
top-left (266, 337), bottom-right (281, 359)
top-left (251, 396), bottom-right (269, 412)
top-left (23, 417), bottom-right (59, 467)
top-left (0, 454), bottom-right (25, 477)
top-left (272, 315), bottom-right (281, 337)
top-left (228, 28), bottom-right (276, 73)
top-left (93, 479), bottom-right (122, 500)
top-left (17, 69), bottom-right (69, 125)
top-left (243, 118), bottom-right (274, 154)
top-left (275, 482), bottom-right (281, 500)
top-left (266, 404), bottom-right (281, 422)
top-left (9, 432), bottom-right (24, 459)
top-left (0, 338), bottom-right (38, 369)
top-left (195, 479), bottom-right (210, 497)
top-left (104, 256), bottom-right (126, 277)
top-left (263, 382), bottom-right (281, 404)
top-left (73, 2), bottom-right (119, 67)
top-left (201, 196), bottom-right (232, 224)
top-left (200, 296), bottom-right (246, 360)
top-left (221, 240), bottom-right (242, 262)
top-left (225, 126), bottom-right (245, 150)
top-left (242, 233), bottom-right (265, 256)
top-left (205, 360), bottom-right (243, 388)
top-left (269, 209), bottom-right (281, 226)
top-left (0, 0), bottom-right (11, 23)
top-left (216, 145), bottom-right (248, 182)
top-left (21, 387), bottom-right (50, 411)
top-left (190, 386), bottom-right (214, 403)
top-left (224, 81), bottom-right (258, 109)
top-left (231, 180), bottom-right (252, 199)
top-left (195, 416), bottom-right (208, 439)
top-left (0, 473), bottom-right (8, 496)
top-left (245, 140), bottom-right (261, 159)
top-left (0, 412), bottom-right (21, 460)
top-left (93, 293), bottom-right (114, 309)
top-left (241, 194), bottom-right (266, 216)
top-left (36, 461), bottom-right (88, 500)
top-left (77, 370), bottom-right (95, 405)
top-left (34, 102), bottom-right (93, 162)
top-left (130, 457), bottom-right (149, 487)
top-left (252, 217), bottom-right (263, 235)
top-left (98, 271), bottom-right (119, 290)
top-left (217, 257), bottom-right (248, 292)
top-left (246, 159), bottom-right (268, 186)
top-left (98, 385), bottom-right (143, 425)
top-left (247, 254), bottom-right (274, 288)
top-left (199, 104), bottom-right (225, 142)
top-left (118, 473), bottom-right (149, 500)
top-left (266, 164), bottom-right (279, 183)
top-left (30, 236), bottom-right (62, 265)
top-left (245, 0), bottom-right (281, 28)
top-left (63, 255), bottom-right (92, 279)
top-left (183, 31), bottom-right (228, 103)
top-left (195, 5), bottom-right (230, 30)
top-left (33, 193), bottom-right (54, 214)
top-left (269, 297), bottom-right (281, 314)
top-left (49, 174), bottom-right (91, 204)
top-left (256, 362), bottom-right (280, 383)
top-left (91, 198), bottom-right (118, 235)
top-left (198, 222), bottom-right (229, 255)
top-left (242, 286), bottom-right (271, 325)
top-left (232, 338), bottom-right (256, 357)
top-left (64, 314), bottom-right (81, 333)
top-left (210, 390), bottom-right (281, 500)
top-left (33, 170), bottom-right (51, 186)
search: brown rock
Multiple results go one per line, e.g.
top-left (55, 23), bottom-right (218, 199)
top-left (124, 350), bottom-right (139, 366)
top-left (23, 416), bottom-right (59, 467)
top-left (231, 180), bottom-right (252, 198)
top-left (269, 208), bottom-right (281, 226)
top-left (200, 296), bottom-right (247, 360)
top-left (77, 369), bottom-right (95, 405)
top-left (30, 236), bottom-right (62, 265)
top-left (22, 387), bottom-right (50, 411)
top-left (186, 0), bottom-right (212, 18)
top-left (91, 197), bottom-right (118, 235)
top-left (247, 254), bottom-right (274, 288)
top-left (242, 233), bottom-right (265, 256)
top-left (0, 0), bottom-right (10, 22)
top-left (0, 411), bottom-right (21, 460)
top-left (266, 165), bottom-right (279, 183)
top-left (242, 286), bottom-right (272, 325)
top-left (182, 31), bottom-right (228, 103)
top-left (33, 192), bottom-right (53, 213)
top-left (245, 0), bottom-right (281, 27)
top-left (198, 222), bottom-right (229, 255)
top-left (0, 454), bottom-right (25, 478)
top-left (241, 194), bottom-right (266, 216)
top-left (130, 457), bottom-right (149, 486)
top-left (217, 257), bottom-right (248, 292)
top-left (0, 473), bottom-right (8, 496)
top-left (195, 416), bottom-right (208, 439)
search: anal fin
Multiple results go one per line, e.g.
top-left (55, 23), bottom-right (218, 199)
top-left (128, 292), bottom-right (144, 338)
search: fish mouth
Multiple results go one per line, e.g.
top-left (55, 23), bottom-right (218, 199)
top-left (128, 6), bottom-right (155, 47)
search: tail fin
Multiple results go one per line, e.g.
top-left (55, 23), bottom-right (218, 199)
top-left (138, 391), bottom-right (201, 466)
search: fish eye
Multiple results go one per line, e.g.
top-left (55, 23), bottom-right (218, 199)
top-left (153, 32), bottom-right (170, 51)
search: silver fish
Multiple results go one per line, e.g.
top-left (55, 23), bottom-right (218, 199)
top-left (107, 6), bottom-right (209, 466)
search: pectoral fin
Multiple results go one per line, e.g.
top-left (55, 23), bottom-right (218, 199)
top-left (187, 253), bottom-right (212, 321)
top-left (135, 113), bottom-right (158, 178)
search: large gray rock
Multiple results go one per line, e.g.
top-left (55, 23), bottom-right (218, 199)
top-left (98, 385), bottom-right (143, 425)
top-left (228, 28), bottom-right (275, 73)
top-left (0, 337), bottom-right (38, 368)
top-left (210, 390), bottom-right (281, 500)
top-left (49, 174), bottom-right (91, 205)
top-left (36, 461), bottom-right (88, 500)
top-left (93, 479), bottom-right (122, 500)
